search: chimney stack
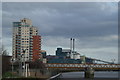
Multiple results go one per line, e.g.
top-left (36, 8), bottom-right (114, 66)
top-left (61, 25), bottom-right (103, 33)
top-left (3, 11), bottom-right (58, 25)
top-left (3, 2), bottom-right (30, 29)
top-left (70, 38), bottom-right (75, 53)
top-left (73, 38), bottom-right (75, 53)
top-left (70, 38), bottom-right (72, 52)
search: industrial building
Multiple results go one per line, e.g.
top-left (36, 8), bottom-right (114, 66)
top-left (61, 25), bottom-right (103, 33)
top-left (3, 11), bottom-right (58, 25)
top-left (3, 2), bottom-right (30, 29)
top-left (47, 38), bottom-right (94, 64)
top-left (56, 48), bottom-right (71, 58)
top-left (47, 47), bottom-right (94, 64)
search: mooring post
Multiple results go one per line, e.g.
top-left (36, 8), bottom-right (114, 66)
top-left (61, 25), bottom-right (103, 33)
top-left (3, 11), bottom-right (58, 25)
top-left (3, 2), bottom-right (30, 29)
top-left (84, 67), bottom-right (94, 78)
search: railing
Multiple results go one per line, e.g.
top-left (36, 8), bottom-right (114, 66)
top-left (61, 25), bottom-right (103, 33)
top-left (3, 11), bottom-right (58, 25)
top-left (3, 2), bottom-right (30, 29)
top-left (45, 63), bottom-right (120, 69)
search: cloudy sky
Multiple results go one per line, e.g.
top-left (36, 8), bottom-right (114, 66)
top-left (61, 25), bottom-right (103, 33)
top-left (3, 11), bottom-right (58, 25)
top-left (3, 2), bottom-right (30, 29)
top-left (2, 2), bottom-right (118, 63)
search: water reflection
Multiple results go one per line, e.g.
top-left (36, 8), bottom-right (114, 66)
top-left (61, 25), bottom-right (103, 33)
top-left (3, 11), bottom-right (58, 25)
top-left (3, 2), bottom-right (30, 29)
top-left (50, 71), bottom-right (119, 80)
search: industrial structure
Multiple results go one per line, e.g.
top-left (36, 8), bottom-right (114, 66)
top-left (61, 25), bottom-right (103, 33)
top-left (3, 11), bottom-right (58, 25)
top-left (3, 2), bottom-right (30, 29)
top-left (47, 47), bottom-right (94, 64)
top-left (12, 18), bottom-right (42, 61)
top-left (47, 38), bottom-right (94, 64)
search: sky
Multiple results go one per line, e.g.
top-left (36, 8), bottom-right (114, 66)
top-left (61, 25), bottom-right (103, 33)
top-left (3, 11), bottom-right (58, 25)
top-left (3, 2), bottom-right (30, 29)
top-left (2, 0), bottom-right (120, 2)
top-left (2, 2), bottom-right (118, 63)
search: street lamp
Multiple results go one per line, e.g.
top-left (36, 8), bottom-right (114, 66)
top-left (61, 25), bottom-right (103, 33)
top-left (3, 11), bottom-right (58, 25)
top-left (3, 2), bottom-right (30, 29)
top-left (10, 58), bottom-right (16, 78)
top-left (18, 53), bottom-right (24, 77)
top-left (22, 48), bottom-right (27, 77)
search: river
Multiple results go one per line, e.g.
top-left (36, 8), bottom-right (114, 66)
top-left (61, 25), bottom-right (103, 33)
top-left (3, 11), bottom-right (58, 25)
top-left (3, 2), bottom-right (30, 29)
top-left (60, 71), bottom-right (119, 78)
top-left (51, 71), bottom-right (119, 80)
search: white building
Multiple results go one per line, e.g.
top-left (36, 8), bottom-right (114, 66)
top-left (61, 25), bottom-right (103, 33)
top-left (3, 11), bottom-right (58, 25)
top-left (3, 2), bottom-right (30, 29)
top-left (73, 52), bottom-right (80, 60)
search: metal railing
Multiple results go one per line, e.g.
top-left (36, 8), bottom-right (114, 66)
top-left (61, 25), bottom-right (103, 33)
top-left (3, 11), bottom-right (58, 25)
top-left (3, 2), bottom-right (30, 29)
top-left (45, 63), bottom-right (120, 69)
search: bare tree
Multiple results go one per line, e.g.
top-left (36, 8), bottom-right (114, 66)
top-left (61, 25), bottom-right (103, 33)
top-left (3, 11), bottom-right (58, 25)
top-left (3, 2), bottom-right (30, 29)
top-left (29, 59), bottom-right (45, 77)
top-left (0, 45), bottom-right (9, 56)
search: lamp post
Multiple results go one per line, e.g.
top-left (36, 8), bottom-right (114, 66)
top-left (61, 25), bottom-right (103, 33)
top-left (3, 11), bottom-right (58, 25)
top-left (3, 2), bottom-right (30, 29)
top-left (22, 48), bottom-right (30, 77)
top-left (10, 58), bottom-right (15, 78)
top-left (19, 53), bottom-right (24, 77)
top-left (22, 49), bottom-right (27, 77)
top-left (21, 47), bottom-right (30, 77)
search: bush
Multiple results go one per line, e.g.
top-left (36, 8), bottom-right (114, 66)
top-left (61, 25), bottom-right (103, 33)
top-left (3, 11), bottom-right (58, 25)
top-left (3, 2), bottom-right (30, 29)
top-left (2, 72), bottom-right (18, 78)
top-left (2, 72), bottom-right (13, 78)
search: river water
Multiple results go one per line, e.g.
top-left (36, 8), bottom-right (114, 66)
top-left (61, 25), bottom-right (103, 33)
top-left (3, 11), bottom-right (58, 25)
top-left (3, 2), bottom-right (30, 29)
top-left (60, 71), bottom-right (119, 78)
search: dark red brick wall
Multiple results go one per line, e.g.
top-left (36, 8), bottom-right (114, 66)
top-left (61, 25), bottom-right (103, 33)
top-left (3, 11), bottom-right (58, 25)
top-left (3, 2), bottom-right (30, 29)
top-left (32, 35), bottom-right (41, 61)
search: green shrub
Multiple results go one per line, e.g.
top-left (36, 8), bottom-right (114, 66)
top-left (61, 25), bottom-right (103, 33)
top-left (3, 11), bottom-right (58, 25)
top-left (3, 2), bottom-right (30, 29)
top-left (3, 72), bottom-right (13, 78)
top-left (3, 72), bottom-right (18, 78)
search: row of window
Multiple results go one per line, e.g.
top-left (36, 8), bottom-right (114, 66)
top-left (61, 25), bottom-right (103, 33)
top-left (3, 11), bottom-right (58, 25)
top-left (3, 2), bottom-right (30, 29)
top-left (21, 33), bottom-right (29, 34)
top-left (21, 44), bottom-right (29, 45)
top-left (22, 41), bottom-right (29, 42)
top-left (22, 38), bottom-right (29, 40)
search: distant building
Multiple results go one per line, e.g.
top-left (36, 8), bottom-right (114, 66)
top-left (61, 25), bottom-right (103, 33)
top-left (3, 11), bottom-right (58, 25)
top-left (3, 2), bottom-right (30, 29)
top-left (41, 50), bottom-right (47, 58)
top-left (81, 55), bottom-right (86, 64)
top-left (12, 18), bottom-right (41, 61)
top-left (47, 58), bottom-right (81, 64)
top-left (47, 48), bottom-right (94, 64)
top-left (46, 55), bottom-right (58, 60)
top-left (41, 50), bottom-right (47, 63)
top-left (47, 48), bottom-right (81, 64)
top-left (56, 48), bottom-right (71, 58)
top-left (85, 57), bottom-right (94, 64)
top-left (73, 52), bottom-right (80, 60)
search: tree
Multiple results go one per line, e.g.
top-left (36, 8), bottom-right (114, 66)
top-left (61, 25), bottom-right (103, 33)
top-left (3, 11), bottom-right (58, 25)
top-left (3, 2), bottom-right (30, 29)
top-left (0, 45), bottom-right (9, 56)
top-left (29, 59), bottom-right (46, 77)
top-left (1, 45), bottom-right (12, 77)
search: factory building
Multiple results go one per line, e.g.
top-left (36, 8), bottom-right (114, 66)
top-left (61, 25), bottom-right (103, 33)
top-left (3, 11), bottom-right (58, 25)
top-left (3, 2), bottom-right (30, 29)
top-left (73, 52), bottom-right (81, 60)
top-left (85, 57), bottom-right (94, 64)
top-left (56, 48), bottom-right (71, 59)
top-left (47, 38), bottom-right (94, 64)
top-left (47, 48), bottom-right (94, 64)
top-left (47, 58), bottom-right (81, 64)
top-left (47, 47), bottom-right (82, 64)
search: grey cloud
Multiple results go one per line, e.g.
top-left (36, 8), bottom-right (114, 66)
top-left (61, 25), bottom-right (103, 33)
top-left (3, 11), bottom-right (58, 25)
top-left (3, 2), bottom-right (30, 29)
top-left (2, 2), bottom-right (118, 38)
top-left (2, 2), bottom-right (118, 61)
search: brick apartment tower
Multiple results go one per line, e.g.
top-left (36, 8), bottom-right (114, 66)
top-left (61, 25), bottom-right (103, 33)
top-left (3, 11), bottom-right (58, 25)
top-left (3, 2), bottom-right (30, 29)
top-left (32, 35), bottom-right (42, 61)
top-left (12, 18), bottom-right (41, 61)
